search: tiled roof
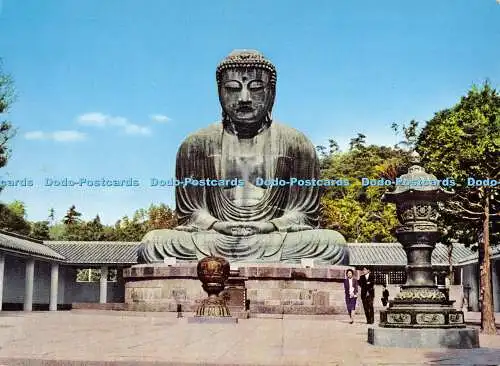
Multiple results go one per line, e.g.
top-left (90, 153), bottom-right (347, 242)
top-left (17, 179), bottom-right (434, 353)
top-left (0, 230), bottom-right (65, 261)
top-left (346, 242), bottom-right (475, 266)
top-left (44, 241), bottom-right (139, 264)
top-left (0, 236), bottom-right (470, 267)
top-left (456, 245), bottom-right (500, 265)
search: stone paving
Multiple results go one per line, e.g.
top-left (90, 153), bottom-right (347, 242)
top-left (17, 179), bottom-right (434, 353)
top-left (0, 310), bottom-right (499, 365)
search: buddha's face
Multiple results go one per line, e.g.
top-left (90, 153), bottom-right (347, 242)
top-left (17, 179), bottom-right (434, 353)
top-left (219, 68), bottom-right (274, 124)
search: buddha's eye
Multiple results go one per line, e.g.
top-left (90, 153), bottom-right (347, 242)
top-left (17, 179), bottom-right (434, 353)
top-left (224, 81), bottom-right (241, 91)
top-left (248, 80), bottom-right (265, 91)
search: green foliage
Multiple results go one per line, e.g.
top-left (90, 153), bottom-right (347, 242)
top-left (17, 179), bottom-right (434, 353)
top-left (49, 223), bottom-right (66, 240)
top-left (63, 205), bottom-right (82, 226)
top-left (30, 220), bottom-right (50, 240)
top-left (0, 60), bottom-right (16, 171)
top-left (48, 208), bottom-right (55, 225)
top-left (50, 203), bottom-right (177, 241)
top-left (318, 135), bottom-right (408, 242)
top-left (391, 120), bottom-right (419, 151)
top-left (0, 202), bottom-right (30, 235)
top-left (416, 81), bottom-right (500, 246)
top-left (112, 203), bottom-right (177, 241)
top-left (76, 268), bottom-right (117, 282)
top-left (7, 200), bottom-right (26, 218)
top-left (76, 268), bottom-right (101, 282)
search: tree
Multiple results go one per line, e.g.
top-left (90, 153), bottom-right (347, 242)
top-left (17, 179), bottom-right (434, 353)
top-left (318, 135), bottom-right (408, 242)
top-left (0, 60), bottom-right (16, 175)
top-left (62, 205), bottom-right (84, 240)
top-left (147, 203), bottom-right (177, 230)
top-left (416, 82), bottom-right (500, 334)
top-left (31, 221), bottom-right (50, 240)
top-left (48, 208), bottom-right (55, 225)
top-left (49, 223), bottom-right (66, 240)
top-left (109, 204), bottom-right (177, 241)
top-left (0, 202), bottom-right (30, 235)
top-left (63, 205), bottom-right (82, 225)
top-left (83, 214), bottom-right (105, 240)
top-left (7, 200), bottom-right (26, 218)
top-left (391, 120), bottom-right (419, 151)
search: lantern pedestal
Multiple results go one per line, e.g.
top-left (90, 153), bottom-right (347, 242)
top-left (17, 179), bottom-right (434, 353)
top-left (368, 327), bottom-right (479, 348)
top-left (369, 153), bottom-right (479, 348)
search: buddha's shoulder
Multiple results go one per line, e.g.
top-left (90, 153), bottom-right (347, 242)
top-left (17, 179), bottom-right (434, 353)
top-left (271, 122), bottom-right (315, 146)
top-left (272, 121), bottom-right (309, 137)
top-left (180, 122), bottom-right (222, 143)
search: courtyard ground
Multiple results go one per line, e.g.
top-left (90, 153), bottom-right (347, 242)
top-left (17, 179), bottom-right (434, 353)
top-left (0, 310), bottom-right (499, 365)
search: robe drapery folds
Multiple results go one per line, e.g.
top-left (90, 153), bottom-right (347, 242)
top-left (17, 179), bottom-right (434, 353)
top-left (137, 122), bottom-right (347, 264)
top-left (176, 122), bottom-right (319, 231)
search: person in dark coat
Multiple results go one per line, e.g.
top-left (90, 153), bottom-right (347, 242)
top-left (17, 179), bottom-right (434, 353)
top-left (344, 269), bottom-right (358, 324)
top-left (358, 266), bottom-right (375, 324)
top-left (381, 284), bottom-right (389, 307)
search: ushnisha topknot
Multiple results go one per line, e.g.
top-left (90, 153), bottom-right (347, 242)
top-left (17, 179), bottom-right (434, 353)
top-left (216, 49), bottom-right (277, 87)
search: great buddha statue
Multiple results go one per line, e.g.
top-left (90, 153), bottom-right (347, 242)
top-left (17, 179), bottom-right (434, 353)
top-left (138, 49), bottom-right (347, 264)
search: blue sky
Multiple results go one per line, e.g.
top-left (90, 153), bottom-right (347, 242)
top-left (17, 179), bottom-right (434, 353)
top-left (0, 0), bottom-right (499, 225)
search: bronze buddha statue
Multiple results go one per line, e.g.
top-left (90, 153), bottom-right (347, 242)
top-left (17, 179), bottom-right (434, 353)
top-left (138, 49), bottom-right (347, 264)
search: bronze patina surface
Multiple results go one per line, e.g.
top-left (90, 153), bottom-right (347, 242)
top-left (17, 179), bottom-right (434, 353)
top-left (195, 256), bottom-right (231, 317)
top-left (138, 50), bottom-right (346, 264)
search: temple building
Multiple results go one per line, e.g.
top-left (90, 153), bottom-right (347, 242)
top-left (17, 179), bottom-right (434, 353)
top-left (0, 229), bottom-right (497, 313)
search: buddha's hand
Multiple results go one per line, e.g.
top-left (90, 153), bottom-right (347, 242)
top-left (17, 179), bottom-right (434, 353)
top-left (288, 224), bottom-right (314, 232)
top-left (175, 225), bottom-right (198, 232)
top-left (212, 221), bottom-right (276, 236)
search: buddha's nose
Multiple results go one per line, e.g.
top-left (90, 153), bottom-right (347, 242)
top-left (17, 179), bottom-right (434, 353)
top-left (238, 88), bottom-right (251, 103)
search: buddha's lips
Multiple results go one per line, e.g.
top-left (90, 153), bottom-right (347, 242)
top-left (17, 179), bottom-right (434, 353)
top-left (236, 107), bottom-right (254, 113)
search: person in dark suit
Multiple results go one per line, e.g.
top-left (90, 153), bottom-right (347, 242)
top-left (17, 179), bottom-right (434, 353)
top-left (381, 284), bottom-right (390, 307)
top-left (358, 266), bottom-right (375, 324)
top-left (343, 269), bottom-right (358, 324)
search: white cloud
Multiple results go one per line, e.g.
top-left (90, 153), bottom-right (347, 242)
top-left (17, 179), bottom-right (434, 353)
top-left (77, 112), bottom-right (151, 136)
top-left (24, 131), bottom-right (46, 140)
top-left (108, 116), bottom-right (128, 127)
top-left (124, 124), bottom-right (151, 135)
top-left (52, 130), bottom-right (87, 142)
top-left (150, 114), bottom-right (171, 123)
top-left (24, 130), bottom-right (86, 142)
top-left (77, 112), bottom-right (108, 127)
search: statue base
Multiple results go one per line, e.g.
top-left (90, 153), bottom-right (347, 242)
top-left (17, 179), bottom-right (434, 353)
top-left (124, 263), bottom-right (353, 315)
top-left (367, 327), bottom-right (479, 348)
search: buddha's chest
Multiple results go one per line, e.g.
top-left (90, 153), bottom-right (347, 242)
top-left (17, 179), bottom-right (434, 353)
top-left (222, 154), bottom-right (265, 179)
top-left (215, 135), bottom-right (286, 180)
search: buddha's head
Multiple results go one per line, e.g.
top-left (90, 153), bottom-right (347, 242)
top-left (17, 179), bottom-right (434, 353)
top-left (216, 49), bottom-right (277, 137)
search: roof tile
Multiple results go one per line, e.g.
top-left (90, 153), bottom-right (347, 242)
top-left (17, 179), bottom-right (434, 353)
top-left (0, 231), bottom-right (65, 260)
top-left (44, 241), bottom-right (139, 264)
top-left (346, 242), bottom-right (475, 266)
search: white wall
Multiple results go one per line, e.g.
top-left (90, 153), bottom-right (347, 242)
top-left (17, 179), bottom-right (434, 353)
top-left (3, 254), bottom-right (65, 304)
top-left (2, 254), bottom-right (125, 307)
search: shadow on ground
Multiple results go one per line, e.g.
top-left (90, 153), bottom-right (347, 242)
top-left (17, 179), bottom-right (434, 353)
top-left (0, 361), bottom-right (271, 366)
top-left (426, 348), bottom-right (500, 365)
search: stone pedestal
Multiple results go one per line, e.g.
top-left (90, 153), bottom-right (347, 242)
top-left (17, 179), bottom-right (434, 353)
top-left (123, 263), bottom-right (352, 315)
top-left (223, 274), bottom-right (248, 316)
top-left (368, 327), bottom-right (479, 348)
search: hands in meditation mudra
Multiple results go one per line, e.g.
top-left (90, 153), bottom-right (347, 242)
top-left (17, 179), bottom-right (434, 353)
top-left (138, 50), bottom-right (347, 264)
